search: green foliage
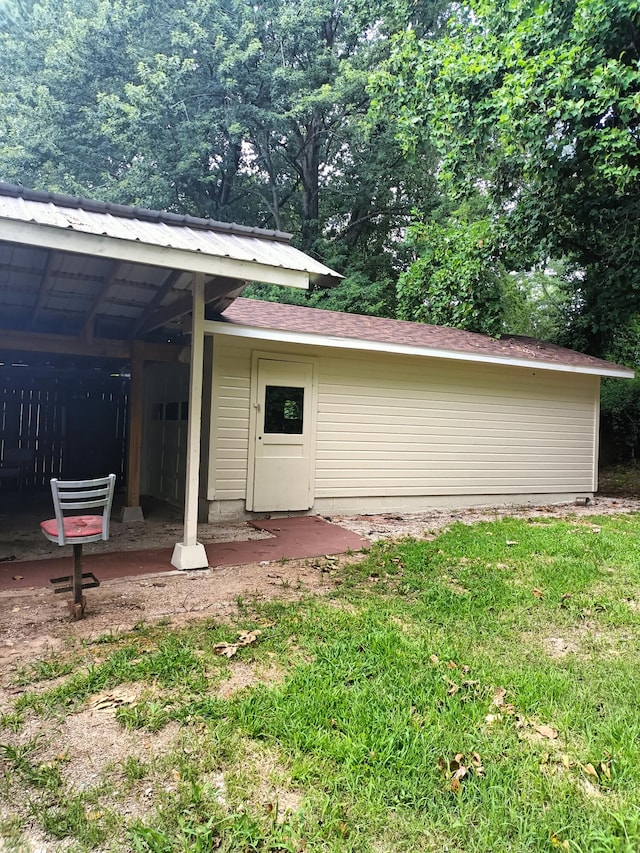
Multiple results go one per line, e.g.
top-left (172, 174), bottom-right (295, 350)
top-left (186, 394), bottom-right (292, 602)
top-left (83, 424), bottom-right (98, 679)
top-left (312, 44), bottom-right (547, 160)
top-left (597, 317), bottom-right (640, 462)
top-left (370, 0), bottom-right (640, 354)
top-left (600, 376), bottom-right (640, 461)
top-left (503, 263), bottom-right (575, 341)
top-left (396, 217), bottom-right (506, 336)
top-left (0, 0), bottom-right (444, 316)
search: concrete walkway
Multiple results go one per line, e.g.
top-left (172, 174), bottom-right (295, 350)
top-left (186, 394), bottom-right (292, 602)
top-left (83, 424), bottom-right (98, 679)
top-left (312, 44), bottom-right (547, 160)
top-left (0, 516), bottom-right (370, 592)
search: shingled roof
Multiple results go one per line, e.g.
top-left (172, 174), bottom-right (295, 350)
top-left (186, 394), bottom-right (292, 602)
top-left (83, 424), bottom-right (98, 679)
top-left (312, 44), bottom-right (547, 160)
top-left (216, 298), bottom-right (633, 379)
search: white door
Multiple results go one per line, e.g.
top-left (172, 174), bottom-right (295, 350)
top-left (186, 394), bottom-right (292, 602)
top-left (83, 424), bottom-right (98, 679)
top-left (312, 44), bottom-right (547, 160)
top-left (249, 358), bottom-right (315, 511)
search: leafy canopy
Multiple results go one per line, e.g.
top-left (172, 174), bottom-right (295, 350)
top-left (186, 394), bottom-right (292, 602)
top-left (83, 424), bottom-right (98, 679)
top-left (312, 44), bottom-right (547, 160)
top-left (370, 0), bottom-right (640, 354)
top-left (0, 0), bottom-right (445, 317)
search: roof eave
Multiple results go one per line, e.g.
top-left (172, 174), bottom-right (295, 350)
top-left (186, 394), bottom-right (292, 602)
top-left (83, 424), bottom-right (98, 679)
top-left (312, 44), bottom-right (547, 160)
top-left (204, 320), bottom-right (635, 379)
top-left (0, 217), bottom-right (314, 289)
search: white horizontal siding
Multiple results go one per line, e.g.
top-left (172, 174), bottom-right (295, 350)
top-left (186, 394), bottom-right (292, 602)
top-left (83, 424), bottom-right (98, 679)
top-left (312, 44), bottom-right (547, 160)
top-left (315, 352), bottom-right (597, 498)
top-left (208, 338), bottom-right (598, 508)
top-left (210, 340), bottom-right (252, 500)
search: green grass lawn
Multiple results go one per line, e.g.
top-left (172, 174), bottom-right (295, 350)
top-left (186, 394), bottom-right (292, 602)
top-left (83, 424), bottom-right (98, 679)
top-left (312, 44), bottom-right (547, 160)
top-left (2, 513), bottom-right (640, 852)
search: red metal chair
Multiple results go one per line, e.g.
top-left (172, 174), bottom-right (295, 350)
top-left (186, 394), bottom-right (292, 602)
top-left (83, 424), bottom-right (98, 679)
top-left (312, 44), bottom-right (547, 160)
top-left (40, 474), bottom-right (116, 619)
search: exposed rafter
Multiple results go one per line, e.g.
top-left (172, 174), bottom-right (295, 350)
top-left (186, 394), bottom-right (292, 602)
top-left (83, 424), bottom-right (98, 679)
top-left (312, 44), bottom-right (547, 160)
top-left (29, 249), bottom-right (60, 330)
top-left (136, 276), bottom-right (245, 335)
top-left (0, 329), bottom-right (182, 362)
top-left (80, 261), bottom-right (124, 341)
top-left (131, 269), bottom-right (185, 338)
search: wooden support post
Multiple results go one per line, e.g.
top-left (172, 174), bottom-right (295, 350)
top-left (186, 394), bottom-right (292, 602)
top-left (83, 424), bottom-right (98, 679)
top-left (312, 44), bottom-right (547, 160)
top-left (171, 273), bottom-right (208, 570)
top-left (121, 340), bottom-right (145, 523)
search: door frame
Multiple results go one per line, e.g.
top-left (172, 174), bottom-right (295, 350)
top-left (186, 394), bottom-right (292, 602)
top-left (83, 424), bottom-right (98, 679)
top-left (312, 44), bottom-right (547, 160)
top-left (246, 350), bottom-right (319, 512)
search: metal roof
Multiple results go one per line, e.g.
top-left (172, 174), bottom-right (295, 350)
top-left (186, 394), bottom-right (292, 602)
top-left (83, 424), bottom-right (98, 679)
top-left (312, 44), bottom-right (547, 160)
top-left (0, 182), bottom-right (294, 239)
top-left (0, 183), bottom-right (342, 345)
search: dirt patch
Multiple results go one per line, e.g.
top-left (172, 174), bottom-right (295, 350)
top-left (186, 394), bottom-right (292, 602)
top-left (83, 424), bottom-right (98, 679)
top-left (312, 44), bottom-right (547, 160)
top-left (237, 741), bottom-right (305, 823)
top-left (530, 622), bottom-right (635, 661)
top-left (332, 496), bottom-right (640, 541)
top-left (51, 711), bottom-right (179, 792)
top-left (0, 559), bottom-right (337, 683)
top-left (544, 636), bottom-right (580, 659)
top-left (1, 496), bottom-right (638, 678)
top-left (216, 658), bottom-right (285, 699)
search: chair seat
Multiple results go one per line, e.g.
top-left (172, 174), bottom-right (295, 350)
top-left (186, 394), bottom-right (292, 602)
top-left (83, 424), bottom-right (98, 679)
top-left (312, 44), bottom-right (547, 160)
top-left (40, 515), bottom-right (104, 543)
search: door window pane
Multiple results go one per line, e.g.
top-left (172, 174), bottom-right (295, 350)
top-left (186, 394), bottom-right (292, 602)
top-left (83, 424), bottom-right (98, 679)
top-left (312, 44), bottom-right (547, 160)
top-left (264, 386), bottom-right (304, 434)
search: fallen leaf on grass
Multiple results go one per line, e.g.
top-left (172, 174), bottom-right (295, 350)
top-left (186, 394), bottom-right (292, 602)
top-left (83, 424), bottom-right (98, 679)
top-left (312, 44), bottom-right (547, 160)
top-left (471, 752), bottom-right (485, 776)
top-left (438, 752), bottom-right (484, 791)
top-left (581, 760), bottom-right (612, 784)
top-left (492, 687), bottom-right (507, 707)
top-left (213, 629), bottom-right (262, 658)
top-left (550, 833), bottom-right (570, 850)
top-left (429, 654), bottom-right (439, 665)
top-left (89, 688), bottom-right (138, 711)
top-left (443, 677), bottom-right (479, 696)
top-left (516, 717), bottom-right (560, 744)
top-left (534, 724), bottom-right (558, 740)
top-left (532, 588), bottom-right (544, 598)
top-left (539, 752), bottom-right (574, 776)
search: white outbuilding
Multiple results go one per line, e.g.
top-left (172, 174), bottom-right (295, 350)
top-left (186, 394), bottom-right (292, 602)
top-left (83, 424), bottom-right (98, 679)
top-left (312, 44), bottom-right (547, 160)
top-left (143, 297), bottom-right (633, 525)
top-left (0, 183), bottom-right (632, 572)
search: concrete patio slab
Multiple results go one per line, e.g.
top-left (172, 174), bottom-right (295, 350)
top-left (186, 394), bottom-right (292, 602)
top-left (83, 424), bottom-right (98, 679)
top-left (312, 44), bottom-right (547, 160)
top-left (0, 516), bottom-right (369, 592)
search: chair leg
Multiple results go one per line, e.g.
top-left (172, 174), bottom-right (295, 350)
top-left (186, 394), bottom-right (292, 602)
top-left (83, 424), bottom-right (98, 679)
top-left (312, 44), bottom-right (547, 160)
top-left (71, 544), bottom-right (86, 620)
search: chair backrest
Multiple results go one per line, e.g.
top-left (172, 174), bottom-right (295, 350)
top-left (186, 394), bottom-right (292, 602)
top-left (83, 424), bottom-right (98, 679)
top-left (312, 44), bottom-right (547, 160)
top-left (50, 474), bottom-right (116, 545)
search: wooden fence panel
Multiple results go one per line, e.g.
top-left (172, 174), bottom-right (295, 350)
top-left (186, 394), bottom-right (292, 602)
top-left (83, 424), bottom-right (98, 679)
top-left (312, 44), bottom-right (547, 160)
top-left (0, 367), bottom-right (129, 491)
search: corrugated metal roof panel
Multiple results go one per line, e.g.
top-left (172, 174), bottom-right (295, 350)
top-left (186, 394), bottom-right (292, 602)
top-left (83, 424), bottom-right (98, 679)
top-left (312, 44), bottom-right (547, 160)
top-left (0, 193), bottom-right (340, 281)
top-left (0, 183), bottom-right (344, 341)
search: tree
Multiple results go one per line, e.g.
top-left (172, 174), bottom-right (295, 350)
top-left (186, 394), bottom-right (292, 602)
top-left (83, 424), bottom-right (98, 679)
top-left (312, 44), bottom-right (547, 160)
top-left (370, 0), bottom-right (640, 354)
top-left (0, 0), bottom-right (446, 319)
top-left (396, 216), bottom-right (506, 336)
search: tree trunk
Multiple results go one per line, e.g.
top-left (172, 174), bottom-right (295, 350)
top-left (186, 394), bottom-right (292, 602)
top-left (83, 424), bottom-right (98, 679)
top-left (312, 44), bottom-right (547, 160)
top-left (300, 110), bottom-right (321, 251)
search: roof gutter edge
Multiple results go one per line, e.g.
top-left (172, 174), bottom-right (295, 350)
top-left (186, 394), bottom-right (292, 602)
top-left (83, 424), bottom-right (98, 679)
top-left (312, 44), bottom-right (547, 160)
top-left (204, 320), bottom-right (635, 379)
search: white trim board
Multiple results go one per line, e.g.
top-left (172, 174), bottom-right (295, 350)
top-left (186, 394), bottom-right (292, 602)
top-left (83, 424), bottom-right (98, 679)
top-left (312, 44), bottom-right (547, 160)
top-left (0, 218), bottom-right (311, 288)
top-left (204, 321), bottom-right (634, 379)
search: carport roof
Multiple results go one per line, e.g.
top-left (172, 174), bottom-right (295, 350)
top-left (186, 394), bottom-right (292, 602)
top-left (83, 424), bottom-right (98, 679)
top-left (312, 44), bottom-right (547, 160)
top-left (0, 183), bottom-right (341, 343)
